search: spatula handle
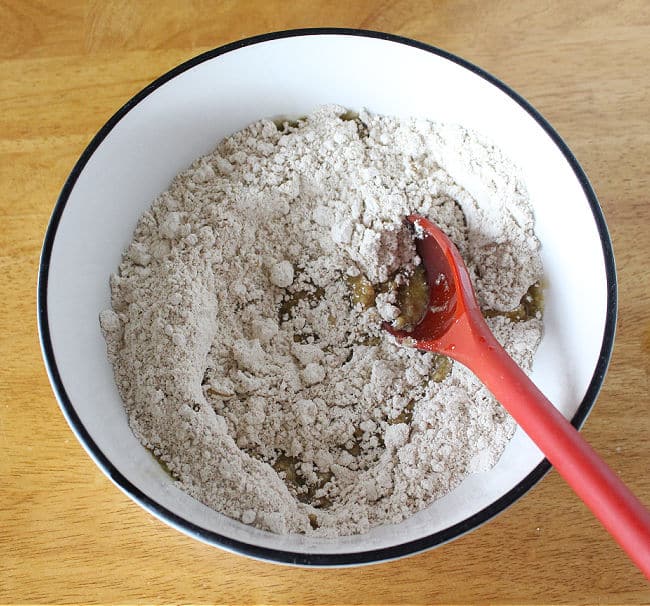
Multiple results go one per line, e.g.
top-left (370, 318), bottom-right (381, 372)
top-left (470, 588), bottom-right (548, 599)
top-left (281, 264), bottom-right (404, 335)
top-left (464, 324), bottom-right (650, 580)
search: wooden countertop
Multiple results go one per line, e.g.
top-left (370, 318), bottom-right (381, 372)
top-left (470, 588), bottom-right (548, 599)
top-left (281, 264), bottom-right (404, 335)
top-left (2, 1), bottom-right (649, 602)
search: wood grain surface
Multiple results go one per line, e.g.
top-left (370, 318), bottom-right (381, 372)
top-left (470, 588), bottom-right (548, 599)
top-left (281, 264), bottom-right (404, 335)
top-left (1, 1), bottom-right (649, 603)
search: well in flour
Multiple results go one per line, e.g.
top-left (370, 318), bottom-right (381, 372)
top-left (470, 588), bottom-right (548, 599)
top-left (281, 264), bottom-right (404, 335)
top-left (100, 105), bottom-right (543, 536)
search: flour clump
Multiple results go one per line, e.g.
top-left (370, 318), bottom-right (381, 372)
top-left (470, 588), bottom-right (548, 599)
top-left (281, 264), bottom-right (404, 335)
top-left (100, 105), bottom-right (543, 536)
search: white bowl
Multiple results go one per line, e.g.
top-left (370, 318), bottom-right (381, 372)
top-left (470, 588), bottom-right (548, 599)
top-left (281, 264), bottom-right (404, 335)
top-left (38, 29), bottom-right (616, 566)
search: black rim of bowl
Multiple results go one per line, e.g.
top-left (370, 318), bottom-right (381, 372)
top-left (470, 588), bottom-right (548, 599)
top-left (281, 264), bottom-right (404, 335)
top-left (37, 28), bottom-right (617, 567)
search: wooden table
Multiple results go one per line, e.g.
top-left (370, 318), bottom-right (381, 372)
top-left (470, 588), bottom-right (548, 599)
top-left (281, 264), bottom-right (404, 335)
top-left (2, 1), bottom-right (649, 602)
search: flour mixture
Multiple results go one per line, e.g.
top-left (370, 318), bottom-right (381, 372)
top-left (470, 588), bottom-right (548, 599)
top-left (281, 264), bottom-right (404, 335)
top-left (100, 105), bottom-right (543, 536)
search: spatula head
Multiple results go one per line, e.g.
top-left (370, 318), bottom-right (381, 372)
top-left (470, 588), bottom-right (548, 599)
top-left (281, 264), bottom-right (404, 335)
top-left (383, 214), bottom-right (480, 350)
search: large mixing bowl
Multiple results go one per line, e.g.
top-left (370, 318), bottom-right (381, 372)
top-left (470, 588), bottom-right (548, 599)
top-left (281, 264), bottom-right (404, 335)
top-left (38, 29), bottom-right (616, 566)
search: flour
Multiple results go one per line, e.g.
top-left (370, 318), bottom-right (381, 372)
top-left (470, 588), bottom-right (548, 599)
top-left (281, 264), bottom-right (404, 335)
top-left (100, 105), bottom-right (543, 536)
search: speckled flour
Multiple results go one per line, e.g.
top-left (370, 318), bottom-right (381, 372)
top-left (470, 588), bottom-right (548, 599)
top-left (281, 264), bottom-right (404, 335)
top-left (100, 105), bottom-right (543, 536)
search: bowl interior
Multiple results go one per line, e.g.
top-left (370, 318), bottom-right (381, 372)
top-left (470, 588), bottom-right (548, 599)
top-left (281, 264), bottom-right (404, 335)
top-left (41, 32), bottom-right (611, 562)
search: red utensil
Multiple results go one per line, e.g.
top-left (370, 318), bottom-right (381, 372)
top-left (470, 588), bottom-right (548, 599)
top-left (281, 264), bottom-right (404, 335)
top-left (384, 214), bottom-right (650, 579)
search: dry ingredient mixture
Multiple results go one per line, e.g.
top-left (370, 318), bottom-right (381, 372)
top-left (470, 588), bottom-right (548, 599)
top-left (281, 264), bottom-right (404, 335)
top-left (100, 105), bottom-right (543, 536)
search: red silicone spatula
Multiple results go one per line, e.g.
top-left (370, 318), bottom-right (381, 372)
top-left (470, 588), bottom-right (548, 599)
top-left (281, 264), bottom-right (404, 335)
top-left (384, 214), bottom-right (650, 579)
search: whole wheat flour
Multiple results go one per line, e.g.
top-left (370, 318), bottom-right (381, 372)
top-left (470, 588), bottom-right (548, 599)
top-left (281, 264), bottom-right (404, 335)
top-left (100, 105), bottom-right (543, 536)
